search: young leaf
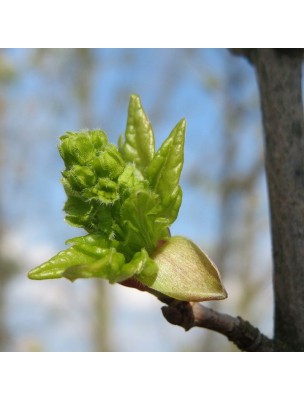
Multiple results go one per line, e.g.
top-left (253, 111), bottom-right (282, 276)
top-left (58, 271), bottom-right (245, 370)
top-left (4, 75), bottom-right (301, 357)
top-left (59, 130), bottom-right (107, 169)
top-left (146, 119), bottom-right (186, 223)
top-left (118, 164), bottom-right (147, 195)
top-left (27, 244), bottom-right (100, 280)
top-left (65, 233), bottom-right (116, 251)
top-left (63, 248), bottom-right (126, 283)
top-left (91, 143), bottom-right (125, 179)
top-left (120, 190), bottom-right (169, 256)
top-left (28, 234), bottom-right (113, 280)
top-left (125, 248), bottom-right (158, 282)
top-left (85, 177), bottom-right (120, 204)
top-left (119, 94), bottom-right (155, 173)
top-left (63, 195), bottom-right (94, 230)
top-left (139, 236), bottom-right (227, 302)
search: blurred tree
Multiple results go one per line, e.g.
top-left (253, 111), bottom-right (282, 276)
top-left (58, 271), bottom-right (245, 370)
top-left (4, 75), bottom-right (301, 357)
top-left (0, 50), bottom-right (19, 351)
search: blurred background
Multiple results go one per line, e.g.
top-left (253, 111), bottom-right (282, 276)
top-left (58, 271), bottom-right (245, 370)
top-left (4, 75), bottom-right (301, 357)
top-left (0, 48), bottom-right (272, 351)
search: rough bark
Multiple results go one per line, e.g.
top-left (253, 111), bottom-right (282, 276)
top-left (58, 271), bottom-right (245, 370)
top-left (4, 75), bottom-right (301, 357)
top-left (233, 49), bottom-right (304, 351)
top-left (160, 298), bottom-right (273, 351)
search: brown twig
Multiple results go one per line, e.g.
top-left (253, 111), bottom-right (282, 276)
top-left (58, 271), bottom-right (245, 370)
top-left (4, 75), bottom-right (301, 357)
top-left (159, 297), bottom-right (274, 352)
top-left (120, 279), bottom-right (274, 351)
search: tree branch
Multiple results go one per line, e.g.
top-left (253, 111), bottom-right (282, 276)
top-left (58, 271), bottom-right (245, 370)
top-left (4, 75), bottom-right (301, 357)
top-left (121, 278), bottom-right (273, 351)
top-left (159, 296), bottom-right (274, 352)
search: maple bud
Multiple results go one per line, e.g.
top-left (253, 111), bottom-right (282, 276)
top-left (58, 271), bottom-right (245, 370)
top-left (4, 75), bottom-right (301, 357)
top-left (139, 236), bottom-right (227, 302)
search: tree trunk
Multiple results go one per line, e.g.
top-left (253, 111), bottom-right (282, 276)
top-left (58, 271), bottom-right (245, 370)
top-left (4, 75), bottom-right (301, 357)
top-left (248, 49), bottom-right (304, 351)
top-left (158, 49), bottom-right (304, 351)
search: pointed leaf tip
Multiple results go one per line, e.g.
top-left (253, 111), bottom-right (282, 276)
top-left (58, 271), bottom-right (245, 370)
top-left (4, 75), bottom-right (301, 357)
top-left (178, 118), bottom-right (186, 130)
top-left (129, 93), bottom-right (141, 105)
top-left (119, 94), bottom-right (155, 173)
top-left (146, 117), bottom-right (186, 224)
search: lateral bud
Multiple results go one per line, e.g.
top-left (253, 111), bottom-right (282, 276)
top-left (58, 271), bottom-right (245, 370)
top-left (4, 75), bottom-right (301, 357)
top-left (139, 236), bottom-right (227, 302)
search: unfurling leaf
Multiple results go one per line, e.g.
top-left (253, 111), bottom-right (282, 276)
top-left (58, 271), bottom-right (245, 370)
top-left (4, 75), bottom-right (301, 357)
top-left (63, 248), bottom-right (126, 283)
top-left (119, 94), bottom-right (155, 174)
top-left (28, 94), bottom-right (227, 304)
top-left (146, 119), bottom-right (185, 223)
top-left (120, 190), bottom-right (169, 255)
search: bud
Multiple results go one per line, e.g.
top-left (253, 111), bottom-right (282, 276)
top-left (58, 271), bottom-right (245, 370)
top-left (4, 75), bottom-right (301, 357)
top-left (139, 236), bottom-right (227, 302)
top-left (63, 165), bottom-right (96, 190)
top-left (88, 177), bottom-right (119, 204)
top-left (92, 144), bottom-right (125, 179)
top-left (59, 133), bottom-right (95, 167)
top-left (59, 130), bottom-right (108, 169)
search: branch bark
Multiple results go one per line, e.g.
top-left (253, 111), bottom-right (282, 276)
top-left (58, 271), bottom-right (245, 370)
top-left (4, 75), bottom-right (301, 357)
top-left (232, 49), bottom-right (304, 351)
top-left (121, 278), bottom-right (273, 351)
top-left (160, 297), bottom-right (274, 351)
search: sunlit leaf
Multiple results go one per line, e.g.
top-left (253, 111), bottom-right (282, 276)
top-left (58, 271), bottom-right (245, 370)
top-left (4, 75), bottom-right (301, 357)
top-left (139, 236), bottom-right (227, 302)
top-left (119, 94), bottom-right (155, 173)
top-left (146, 119), bottom-right (185, 223)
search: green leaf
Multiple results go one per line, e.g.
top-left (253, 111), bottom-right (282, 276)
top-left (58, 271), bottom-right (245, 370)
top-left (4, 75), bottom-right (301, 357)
top-left (28, 245), bottom-right (98, 280)
top-left (118, 164), bottom-right (147, 195)
top-left (119, 94), bottom-right (155, 173)
top-left (146, 119), bottom-right (185, 223)
top-left (91, 143), bottom-right (125, 179)
top-left (84, 177), bottom-right (120, 205)
top-left (59, 130), bottom-right (108, 169)
top-left (139, 236), bottom-right (227, 302)
top-left (131, 248), bottom-right (158, 282)
top-left (62, 165), bottom-right (96, 191)
top-left (63, 248), bottom-right (126, 283)
top-left (63, 196), bottom-right (94, 229)
top-left (28, 234), bottom-right (113, 280)
top-left (120, 190), bottom-right (169, 256)
top-left (63, 246), bottom-right (158, 284)
top-left (65, 233), bottom-right (117, 251)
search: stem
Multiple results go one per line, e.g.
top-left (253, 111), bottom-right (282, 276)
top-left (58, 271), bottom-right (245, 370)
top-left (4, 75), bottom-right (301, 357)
top-left (160, 297), bottom-right (274, 351)
top-left (120, 279), bottom-right (274, 351)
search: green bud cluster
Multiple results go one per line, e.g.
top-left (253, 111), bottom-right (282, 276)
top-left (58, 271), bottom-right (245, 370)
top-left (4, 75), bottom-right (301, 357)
top-left (28, 94), bottom-right (227, 302)
top-left (28, 95), bottom-right (185, 284)
top-left (60, 131), bottom-right (129, 235)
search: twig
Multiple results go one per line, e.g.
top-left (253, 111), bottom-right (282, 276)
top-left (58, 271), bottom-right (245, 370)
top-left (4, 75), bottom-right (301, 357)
top-left (159, 297), bottom-right (274, 351)
top-left (121, 278), bottom-right (274, 351)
